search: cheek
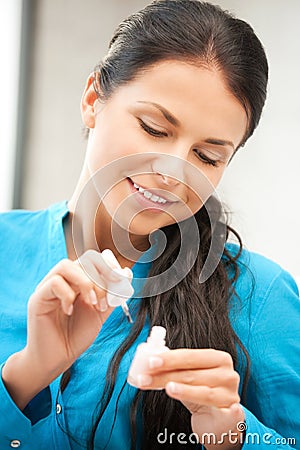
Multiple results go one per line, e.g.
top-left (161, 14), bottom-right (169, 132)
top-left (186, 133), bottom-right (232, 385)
top-left (183, 168), bottom-right (224, 217)
top-left (87, 127), bottom-right (145, 174)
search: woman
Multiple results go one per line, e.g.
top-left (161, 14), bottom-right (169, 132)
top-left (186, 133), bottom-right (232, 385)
top-left (0, 1), bottom-right (299, 449)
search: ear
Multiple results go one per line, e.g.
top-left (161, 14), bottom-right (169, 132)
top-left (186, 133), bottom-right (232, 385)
top-left (81, 73), bottom-right (99, 129)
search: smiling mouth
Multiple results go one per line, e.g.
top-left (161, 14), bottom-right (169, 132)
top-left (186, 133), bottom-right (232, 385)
top-left (127, 177), bottom-right (178, 205)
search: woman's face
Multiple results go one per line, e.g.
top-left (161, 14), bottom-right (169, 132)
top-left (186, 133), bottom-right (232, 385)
top-left (82, 60), bottom-right (247, 236)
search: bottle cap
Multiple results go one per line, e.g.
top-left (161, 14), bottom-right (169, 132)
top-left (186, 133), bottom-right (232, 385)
top-left (147, 326), bottom-right (166, 346)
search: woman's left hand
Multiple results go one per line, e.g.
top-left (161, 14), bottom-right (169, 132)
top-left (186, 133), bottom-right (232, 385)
top-left (137, 348), bottom-right (245, 449)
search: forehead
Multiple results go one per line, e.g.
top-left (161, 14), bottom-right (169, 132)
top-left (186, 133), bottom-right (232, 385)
top-left (106, 60), bottom-right (248, 147)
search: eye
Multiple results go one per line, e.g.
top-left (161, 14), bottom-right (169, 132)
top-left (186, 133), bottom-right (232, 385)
top-left (193, 149), bottom-right (219, 167)
top-left (138, 119), bottom-right (168, 138)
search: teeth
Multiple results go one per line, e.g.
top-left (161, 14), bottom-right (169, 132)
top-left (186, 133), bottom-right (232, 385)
top-left (143, 191), bottom-right (152, 199)
top-left (133, 182), bottom-right (144, 193)
top-left (133, 181), bottom-right (167, 204)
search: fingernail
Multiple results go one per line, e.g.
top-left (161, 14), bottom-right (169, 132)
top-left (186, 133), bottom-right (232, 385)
top-left (137, 374), bottom-right (153, 387)
top-left (149, 356), bottom-right (163, 369)
top-left (67, 304), bottom-right (73, 316)
top-left (99, 297), bottom-right (108, 312)
top-left (167, 382), bottom-right (180, 394)
top-left (89, 289), bottom-right (98, 305)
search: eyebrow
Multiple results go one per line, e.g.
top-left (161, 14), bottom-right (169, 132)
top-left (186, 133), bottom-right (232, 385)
top-left (204, 138), bottom-right (234, 149)
top-left (137, 101), bottom-right (180, 127)
top-left (136, 100), bottom-right (235, 150)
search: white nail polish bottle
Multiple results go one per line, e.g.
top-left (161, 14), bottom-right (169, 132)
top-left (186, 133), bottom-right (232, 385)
top-left (127, 326), bottom-right (169, 388)
top-left (102, 250), bottom-right (134, 322)
top-left (106, 268), bottom-right (134, 306)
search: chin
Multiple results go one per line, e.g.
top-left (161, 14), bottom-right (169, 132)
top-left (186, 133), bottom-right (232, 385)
top-left (137, 212), bottom-right (184, 227)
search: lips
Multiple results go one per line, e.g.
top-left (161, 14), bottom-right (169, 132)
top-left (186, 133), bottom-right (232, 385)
top-left (127, 178), bottom-right (178, 204)
top-left (127, 177), bottom-right (177, 213)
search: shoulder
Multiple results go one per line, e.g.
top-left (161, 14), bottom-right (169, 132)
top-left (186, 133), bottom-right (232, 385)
top-left (226, 242), bottom-right (286, 283)
top-left (0, 201), bottom-right (69, 304)
top-left (226, 242), bottom-right (298, 296)
top-left (0, 207), bottom-right (47, 237)
top-left (0, 201), bottom-right (68, 267)
top-left (225, 243), bottom-right (299, 333)
top-left (0, 206), bottom-right (45, 266)
top-left (0, 208), bottom-right (47, 264)
top-left (0, 207), bottom-right (50, 258)
top-left (0, 201), bottom-right (68, 241)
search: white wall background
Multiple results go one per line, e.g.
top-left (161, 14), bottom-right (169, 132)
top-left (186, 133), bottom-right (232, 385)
top-left (215, 0), bottom-right (300, 280)
top-left (0, 0), bottom-right (22, 211)
top-left (15, 0), bottom-right (300, 279)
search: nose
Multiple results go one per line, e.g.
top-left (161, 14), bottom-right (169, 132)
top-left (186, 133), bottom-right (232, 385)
top-left (157, 173), bottom-right (180, 186)
top-left (151, 154), bottom-right (186, 187)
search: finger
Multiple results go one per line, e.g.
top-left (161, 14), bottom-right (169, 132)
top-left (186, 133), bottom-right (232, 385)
top-left (146, 349), bottom-right (234, 373)
top-left (93, 284), bottom-right (109, 312)
top-left (78, 250), bottom-right (134, 307)
top-left (35, 259), bottom-right (96, 307)
top-left (31, 274), bottom-right (76, 316)
top-left (165, 382), bottom-right (240, 408)
top-left (136, 368), bottom-right (240, 390)
top-left (76, 256), bottom-right (114, 312)
top-left (98, 295), bottom-right (109, 312)
top-left (76, 253), bottom-right (108, 292)
top-left (78, 249), bottom-right (124, 284)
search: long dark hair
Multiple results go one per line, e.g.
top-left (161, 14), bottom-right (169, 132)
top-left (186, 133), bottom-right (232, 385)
top-left (60, 1), bottom-right (268, 448)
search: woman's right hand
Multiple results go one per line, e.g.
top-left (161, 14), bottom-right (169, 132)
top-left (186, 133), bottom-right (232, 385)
top-left (2, 249), bottom-right (131, 409)
top-left (25, 249), bottom-right (127, 375)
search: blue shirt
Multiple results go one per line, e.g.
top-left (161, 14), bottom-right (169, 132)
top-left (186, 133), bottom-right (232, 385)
top-left (0, 201), bottom-right (299, 449)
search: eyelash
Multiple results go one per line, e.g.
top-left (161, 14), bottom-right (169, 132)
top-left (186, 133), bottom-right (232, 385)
top-left (138, 119), bottom-right (219, 167)
top-left (138, 119), bottom-right (168, 137)
top-left (194, 150), bottom-right (218, 167)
